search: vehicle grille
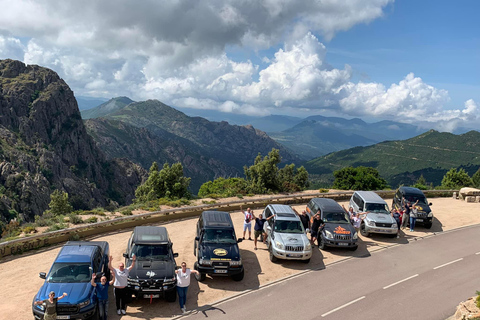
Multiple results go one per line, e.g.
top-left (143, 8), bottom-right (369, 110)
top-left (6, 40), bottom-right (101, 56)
top-left (212, 261), bottom-right (229, 268)
top-left (416, 213), bottom-right (428, 218)
top-left (334, 234), bottom-right (351, 241)
top-left (285, 245), bottom-right (304, 252)
top-left (57, 305), bottom-right (79, 314)
top-left (375, 222), bottom-right (392, 228)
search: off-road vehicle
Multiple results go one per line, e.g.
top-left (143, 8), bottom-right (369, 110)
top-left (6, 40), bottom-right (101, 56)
top-left (392, 186), bottom-right (433, 229)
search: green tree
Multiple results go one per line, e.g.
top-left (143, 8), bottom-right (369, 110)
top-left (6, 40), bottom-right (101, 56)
top-left (472, 168), bottom-right (480, 188)
top-left (198, 177), bottom-right (247, 198)
top-left (244, 149), bottom-right (281, 194)
top-left (412, 174), bottom-right (429, 190)
top-left (47, 190), bottom-right (73, 216)
top-left (277, 164), bottom-right (310, 192)
top-left (333, 166), bottom-right (388, 190)
top-left (135, 162), bottom-right (191, 202)
top-left (441, 168), bottom-right (473, 189)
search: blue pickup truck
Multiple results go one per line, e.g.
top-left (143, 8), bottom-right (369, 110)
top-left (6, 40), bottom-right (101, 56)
top-left (32, 241), bottom-right (110, 320)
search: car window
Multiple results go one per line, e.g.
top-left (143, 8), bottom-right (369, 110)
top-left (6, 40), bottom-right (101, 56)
top-left (365, 203), bottom-right (389, 213)
top-left (323, 212), bottom-right (350, 224)
top-left (132, 244), bottom-right (170, 260)
top-left (47, 263), bottom-right (92, 283)
top-left (202, 229), bottom-right (237, 244)
top-left (274, 220), bottom-right (304, 234)
top-left (405, 194), bottom-right (428, 204)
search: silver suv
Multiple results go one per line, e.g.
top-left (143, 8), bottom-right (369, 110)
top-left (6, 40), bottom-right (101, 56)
top-left (349, 191), bottom-right (397, 237)
top-left (263, 204), bottom-right (312, 263)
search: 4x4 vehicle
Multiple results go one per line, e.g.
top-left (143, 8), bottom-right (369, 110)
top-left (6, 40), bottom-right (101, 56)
top-left (263, 204), bottom-right (312, 263)
top-left (123, 226), bottom-right (178, 302)
top-left (392, 186), bottom-right (434, 229)
top-left (350, 191), bottom-right (398, 237)
top-left (306, 198), bottom-right (358, 250)
top-left (32, 241), bottom-right (110, 320)
top-left (194, 211), bottom-right (244, 282)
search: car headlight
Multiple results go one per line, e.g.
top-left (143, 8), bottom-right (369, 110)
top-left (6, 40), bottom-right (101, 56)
top-left (128, 278), bottom-right (139, 284)
top-left (324, 230), bottom-right (334, 240)
top-left (35, 303), bottom-right (45, 311)
top-left (229, 260), bottom-right (242, 266)
top-left (78, 299), bottom-right (90, 308)
top-left (163, 277), bottom-right (176, 284)
top-left (428, 212), bottom-right (433, 217)
top-left (367, 220), bottom-right (375, 227)
top-left (199, 258), bottom-right (213, 266)
top-left (353, 232), bottom-right (358, 240)
top-left (391, 222), bottom-right (398, 228)
top-left (275, 241), bottom-right (285, 250)
top-left (305, 243), bottom-right (312, 250)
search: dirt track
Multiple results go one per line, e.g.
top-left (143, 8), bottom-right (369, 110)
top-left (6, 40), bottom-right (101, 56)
top-left (1, 197), bottom-right (479, 320)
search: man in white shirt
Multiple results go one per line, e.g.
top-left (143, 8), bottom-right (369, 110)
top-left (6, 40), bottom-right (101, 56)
top-left (108, 254), bottom-right (136, 315)
top-left (240, 206), bottom-right (253, 240)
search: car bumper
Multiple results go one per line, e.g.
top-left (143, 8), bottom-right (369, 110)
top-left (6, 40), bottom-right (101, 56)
top-left (414, 216), bottom-right (433, 224)
top-left (271, 247), bottom-right (312, 260)
top-left (127, 282), bottom-right (176, 298)
top-left (33, 303), bottom-right (96, 320)
top-left (365, 226), bottom-right (398, 234)
top-left (322, 237), bottom-right (358, 248)
top-left (195, 264), bottom-right (244, 276)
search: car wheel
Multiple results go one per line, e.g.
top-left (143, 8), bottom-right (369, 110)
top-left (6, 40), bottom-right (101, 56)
top-left (165, 289), bottom-right (176, 302)
top-left (360, 222), bottom-right (370, 237)
top-left (195, 271), bottom-right (206, 282)
top-left (318, 237), bottom-right (326, 250)
top-left (388, 233), bottom-right (397, 238)
top-left (302, 258), bottom-right (311, 264)
top-left (269, 245), bottom-right (278, 263)
top-left (231, 269), bottom-right (244, 281)
top-left (424, 222), bottom-right (433, 229)
top-left (349, 245), bottom-right (358, 251)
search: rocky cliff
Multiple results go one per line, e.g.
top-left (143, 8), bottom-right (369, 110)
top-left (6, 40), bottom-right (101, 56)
top-left (0, 59), bottom-right (145, 222)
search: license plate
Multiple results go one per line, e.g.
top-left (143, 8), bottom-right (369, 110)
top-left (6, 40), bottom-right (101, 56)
top-left (214, 269), bottom-right (227, 274)
top-left (286, 254), bottom-right (301, 257)
top-left (416, 219), bottom-right (423, 222)
top-left (144, 294), bottom-right (160, 298)
top-left (338, 243), bottom-right (349, 246)
top-left (57, 316), bottom-right (70, 320)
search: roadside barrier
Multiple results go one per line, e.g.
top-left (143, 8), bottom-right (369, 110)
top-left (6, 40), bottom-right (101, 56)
top-left (0, 189), bottom-right (456, 259)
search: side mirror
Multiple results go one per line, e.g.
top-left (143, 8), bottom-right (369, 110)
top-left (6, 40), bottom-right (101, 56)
top-left (195, 237), bottom-right (199, 241)
top-left (173, 253), bottom-right (179, 258)
top-left (122, 253), bottom-right (128, 258)
top-left (266, 226), bottom-right (271, 231)
top-left (237, 238), bottom-right (243, 243)
top-left (39, 272), bottom-right (46, 279)
top-left (429, 202), bottom-right (432, 206)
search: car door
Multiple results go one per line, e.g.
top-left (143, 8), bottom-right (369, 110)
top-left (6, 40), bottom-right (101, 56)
top-left (263, 207), bottom-right (273, 244)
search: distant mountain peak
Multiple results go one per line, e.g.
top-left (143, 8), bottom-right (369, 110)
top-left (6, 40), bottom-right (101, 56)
top-left (81, 96), bottom-right (134, 119)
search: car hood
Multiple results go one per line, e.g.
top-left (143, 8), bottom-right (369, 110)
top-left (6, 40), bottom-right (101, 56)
top-left (275, 233), bottom-right (309, 246)
top-left (35, 282), bottom-right (92, 304)
top-left (323, 223), bottom-right (356, 235)
top-left (413, 204), bottom-right (431, 214)
top-left (199, 243), bottom-right (240, 261)
top-left (366, 213), bottom-right (395, 223)
top-left (129, 260), bottom-right (176, 280)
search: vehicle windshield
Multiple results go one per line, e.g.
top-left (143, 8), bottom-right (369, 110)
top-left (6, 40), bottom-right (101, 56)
top-left (202, 229), bottom-right (237, 244)
top-left (131, 244), bottom-right (170, 260)
top-left (365, 203), bottom-right (389, 213)
top-left (274, 220), bottom-right (304, 234)
top-left (47, 263), bottom-right (92, 283)
top-left (405, 195), bottom-right (428, 205)
top-left (323, 212), bottom-right (350, 224)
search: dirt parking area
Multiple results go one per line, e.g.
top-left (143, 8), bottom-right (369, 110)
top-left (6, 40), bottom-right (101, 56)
top-left (1, 197), bottom-right (479, 320)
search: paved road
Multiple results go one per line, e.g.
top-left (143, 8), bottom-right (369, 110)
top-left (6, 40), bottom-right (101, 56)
top-left (183, 225), bottom-right (480, 320)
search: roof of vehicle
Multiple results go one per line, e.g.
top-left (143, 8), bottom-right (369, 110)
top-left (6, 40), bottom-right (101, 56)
top-left (353, 191), bottom-right (387, 204)
top-left (398, 186), bottom-right (426, 196)
top-left (202, 211), bottom-right (234, 228)
top-left (56, 244), bottom-right (98, 263)
top-left (267, 204), bottom-right (298, 220)
top-left (310, 198), bottom-right (344, 214)
top-left (132, 226), bottom-right (169, 244)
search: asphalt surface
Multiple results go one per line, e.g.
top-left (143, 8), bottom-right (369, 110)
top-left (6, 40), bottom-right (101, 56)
top-left (182, 225), bottom-right (480, 320)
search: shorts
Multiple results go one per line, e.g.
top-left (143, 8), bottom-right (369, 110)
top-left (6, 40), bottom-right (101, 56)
top-left (254, 230), bottom-right (263, 238)
top-left (310, 230), bottom-right (318, 239)
top-left (243, 223), bottom-right (252, 232)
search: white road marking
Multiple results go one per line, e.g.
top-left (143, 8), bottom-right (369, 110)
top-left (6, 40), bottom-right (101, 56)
top-left (321, 296), bottom-right (366, 317)
top-left (383, 274), bottom-right (419, 289)
top-left (433, 258), bottom-right (463, 270)
top-left (476, 252), bottom-right (480, 255)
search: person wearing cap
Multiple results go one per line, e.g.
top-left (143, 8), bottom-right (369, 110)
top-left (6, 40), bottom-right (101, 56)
top-left (108, 254), bottom-right (136, 315)
top-left (34, 291), bottom-right (67, 320)
top-left (91, 271), bottom-right (115, 320)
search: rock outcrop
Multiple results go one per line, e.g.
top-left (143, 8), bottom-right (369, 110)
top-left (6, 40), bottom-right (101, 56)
top-left (0, 59), bottom-right (145, 222)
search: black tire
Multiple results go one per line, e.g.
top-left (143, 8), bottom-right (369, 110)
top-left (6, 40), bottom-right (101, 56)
top-left (388, 233), bottom-right (397, 238)
top-left (269, 245), bottom-right (278, 263)
top-left (165, 289), bottom-right (176, 302)
top-left (360, 222), bottom-right (370, 237)
top-left (302, 258), bottom-right (311, 264)
top-left (318, 236), bottom-right (326, 250)
top-left (349, 245), bottom-right (358, 251)
top-left (89, 305), bottom-right (100, 320)
top-left (424, 222), bottom-right (433, 229)
top-left (195, 271), bottom-right (206, 282)
top-left (231, 269), bottom-right (244, 281)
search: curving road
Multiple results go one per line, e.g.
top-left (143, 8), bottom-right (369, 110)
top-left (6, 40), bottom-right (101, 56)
top-left (183, 224), bottom-right (480, 320)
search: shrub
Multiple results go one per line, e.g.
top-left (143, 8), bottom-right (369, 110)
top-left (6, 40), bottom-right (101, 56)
top-left (120, 209), bottom-right (132, 216)
top-left (46, 223), bottom-right (68, 232)
top-left (319, 188), bottom-right (329, 193)
top-left (1, 220), bottom-right (21, 238)
top-left (67, 214), bottom-right (84, 225)
top-left (476, 291), bottom-right (480, 309)
top-left (85, 217), bottom-right (98, 224)
top-left (47, 190), bottom-right (73, 216)
top-left (202, 200), bottom-right (217, 204)
top-left (22, 225), bottom-right (37, 234)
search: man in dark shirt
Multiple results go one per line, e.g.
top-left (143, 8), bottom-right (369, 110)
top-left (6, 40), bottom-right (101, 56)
top-left (401, 197), bottom-right (411, 230)
top-left (298, 210), bottom-right (310, 233)
top-left (310, 211), bottom-right (323, 246)
top-left (252, 212), bottom-right (274, 250)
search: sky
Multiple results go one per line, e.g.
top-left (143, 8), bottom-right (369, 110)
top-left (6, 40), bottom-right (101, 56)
top-left (0, 0), bottom-right (479, 132)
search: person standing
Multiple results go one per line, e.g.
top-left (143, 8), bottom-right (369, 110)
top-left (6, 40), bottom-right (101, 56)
top-left (410, 200), bottom-right (420, 232)
top-left (108, 254), bottom-right (136, 315)
top-left (176, 262), bottom-right (199, 314)
top-left (91, 272), bottom-right (115, 320)
top-left (310, 211), bottom-right (323, 246)
top-left (252, 212), bottom-right (274, 250)
top-left (240, 206), bottom-right (253, 240)
top-left (351, 211), bottom-right (367, 233)
top-left (391, 208), bottom-right (401, 238)
top-left (401, 197), bottom-right (411, 230)
top-left (34, 291), bottom-right (67, 320)
top-left (298, 210), bottom-right (311, 233)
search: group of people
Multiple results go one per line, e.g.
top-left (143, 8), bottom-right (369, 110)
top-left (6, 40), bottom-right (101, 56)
top-left (241, 205), bottom-right (274, 250)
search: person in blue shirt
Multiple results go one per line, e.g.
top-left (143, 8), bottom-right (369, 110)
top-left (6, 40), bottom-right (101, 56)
top-left (252, 211), bottom-right (274, 250)
top-left (91, 272), bottom-right (115, 320)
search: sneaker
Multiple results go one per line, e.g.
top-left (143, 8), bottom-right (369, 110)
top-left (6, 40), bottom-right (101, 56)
top-left (254, 247), bottom-right (257, 250)
top-left (396, 235), bottom-right (400, 238)
top-left (117, 310), bottom-right (121, 315)
top-left (249, 237), bottom-right (252, 240)
top-left (242, 237), bottom-right (245, 240)
top-left (121, 309), bottom-right (126, 315)
top-left (182, 307), bottom-right (187, 314)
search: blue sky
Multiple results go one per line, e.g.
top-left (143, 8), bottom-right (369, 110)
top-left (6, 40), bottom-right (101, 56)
top-left (0, 0), bottom-right (478, 131)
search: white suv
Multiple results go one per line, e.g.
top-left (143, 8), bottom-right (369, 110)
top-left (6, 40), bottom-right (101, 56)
top-left (263, 204), bottom-right (312, 263)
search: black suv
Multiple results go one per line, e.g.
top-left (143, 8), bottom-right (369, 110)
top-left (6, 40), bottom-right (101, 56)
top-left (194, 211), bottom-right (244, 282)
top-left (392, 186), bottom-right (433, 229)
top-left (306, 198), bottom-right (358, 251)
top-left (123, 226), bottom-right (178, 302)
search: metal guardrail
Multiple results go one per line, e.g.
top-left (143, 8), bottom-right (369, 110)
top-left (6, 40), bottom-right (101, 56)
top-left (0, 189), bottom-right (457, 259)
